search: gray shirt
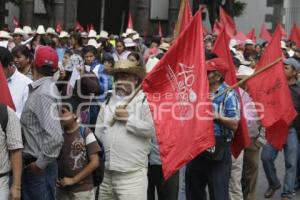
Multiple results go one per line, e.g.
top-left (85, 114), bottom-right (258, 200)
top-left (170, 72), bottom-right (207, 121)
top-left (20, 77), bottom-right (63, 170)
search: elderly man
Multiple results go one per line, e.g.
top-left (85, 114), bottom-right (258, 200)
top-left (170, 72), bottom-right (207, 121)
top-left (185, 55), bottom-right (241, 200)
top-left (95, 60), bottom-right (155, 200)
top-left (21, 46), bottom-right (64, 200)
top-left (261, 58), bottom-right (300, 200)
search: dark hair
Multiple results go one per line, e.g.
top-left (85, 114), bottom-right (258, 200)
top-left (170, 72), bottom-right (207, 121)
top-left (35, 65), bottom-right (56, 76)
top-left (151, 37), bottom-right (161, 46)
top-left (103, 55), bottom-right (115, 66)
top-left (0, 47), bottom-right (13, 68)
top-left (128, 52), bottom-right (141, 62)
top-left (82, 45), bottom-right (97, 56)
top-left (12, 45), bottom-right (33, 60)
top-left (205, 51), bottom-right (218, 60)
top-left (70, 33), bottom-right (83, 47)
top-left (116, 39), bottom-right (125, 48)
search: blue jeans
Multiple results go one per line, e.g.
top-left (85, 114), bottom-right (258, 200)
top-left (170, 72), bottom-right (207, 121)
top-left (178, 166), bottom-right (186, 200)
top-left (22, 161), bottom-right (58, 200)
top-left (296, 143), bottom-right (300, 189)
top-left (0, 176), bottom-right (9, 200)
top-left (261, 128), bottom-right (298, 199)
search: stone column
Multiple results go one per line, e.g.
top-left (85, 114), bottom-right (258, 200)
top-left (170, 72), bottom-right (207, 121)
top-left (169, 0), bottom-right (180, 36)
top-left (54, 0), bottom-right (65, 27)
top-left (64, 0), bottom-right (77, 30)
top-left (133, 0), bottom-right (150, 36)
top-left (21, 0), bottom-right (34, 26)
top-left (284, 0), bottom-right (300, 32)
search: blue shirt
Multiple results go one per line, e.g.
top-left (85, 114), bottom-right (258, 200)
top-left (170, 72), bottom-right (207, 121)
top-left (211, 83), bottom-right (241, 138)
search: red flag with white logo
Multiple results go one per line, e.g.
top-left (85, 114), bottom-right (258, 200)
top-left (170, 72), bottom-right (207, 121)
top-left (142, 11), bottom-right (215, 179)
top-left (247, 26), bottom-right (297, 149)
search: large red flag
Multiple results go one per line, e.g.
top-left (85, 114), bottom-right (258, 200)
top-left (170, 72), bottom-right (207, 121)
top-left (247, 28), bottom-right (256, 44)
top-left (128, 13), bottom-right (133, 29)
top-left (259, 23), bottom-right (272, 42)
top-left (0, 65), bottom-right (15, 110)
top-left (175, 0), bottom-right (193, 37)
top-left (247, 26), bottom-right (297, 150)
top-left (142, 11), bottom-right (215, 179)
top-left (213, 26), bottom-right (251, 157)
top-left (13, 16), bottom-right (20, 28)
top-left (278, 23), bottom-right (287, 38)
top-left (289, 23), bottom-right (300, 46)
top-left (233, 32), bottom-right (248, 44)
top-left (219, 7), bottom-right (236, 38)
top-left (213, 20), bottom-right (224, 35)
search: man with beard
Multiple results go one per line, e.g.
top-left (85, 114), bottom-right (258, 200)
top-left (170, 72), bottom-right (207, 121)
top-left (95, 60), bottom-right (155, 200)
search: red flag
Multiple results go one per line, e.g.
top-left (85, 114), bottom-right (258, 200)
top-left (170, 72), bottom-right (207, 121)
top-left (75, 21), bottom-right (84, 32)
top-left (213, 20), bottom-right (224, 35)
top-left (278, 23), bottom-right (287, 38)
top-left (233, 32), bottom-right (248, 44)
top-left (13, 16), bottom-right (20, 28)
top-left (213, 26), bottom-right (251, 157)
top-left (175, 0), bottom-right (193, 37)
top-left (56, 23), bottom-right (62, 33)
top-left (246, 28), bottom-right (256, 44)
top-left (142, 11), bottom-right (215, 179)
top-left (128, 13), bottom-right (133, 29)
top-left (259, 23), bottom-right (272, 42)
top-left (0, 65), bottom-right (15, 110)
top-left (158, 21), bottom-right (163, 37)
top-left (219, 7), bottom-right (236, 38)
top-left (289, 23), bottom-right (300, 46)
top-left (247, 26), bottom-right (297, 150)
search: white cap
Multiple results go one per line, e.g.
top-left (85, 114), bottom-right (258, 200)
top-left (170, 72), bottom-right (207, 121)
top-left (46, 27), bottom-right (57, 36)
top-left (124, 38), bottom-right (136, 47)
top-left (0, 31), bottom-right (12, 40)
top-left (99, 30), bottom-right (108, 39)
top-left (88, 30), bottom-right (97, 38)
top-left (59, 31), bottom-right (70, 38)
top-left (13, 28), bottom-right (26, 37)
top-left (229, 39), bottom-right (241, 50)
top-left (87, 39), bottom-right (101, 48)
top-left (36, 25), bottom-right (46, 35)
top-left (132, 33), bottom-right (140, 41)
top-left (125, 28), bottom-right (137, 36)
top-left (236, 65), bottom-right (254, 78)
top-left (23, 26), bottom-right (33, 35)
top-left (80, 32), bottom-right (88, 38)
top-left (244, 39), bottom-right (254, 45)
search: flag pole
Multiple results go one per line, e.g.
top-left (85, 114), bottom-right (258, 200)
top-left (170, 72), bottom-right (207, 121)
top-left (110, 84), bottom-right (142, 126)
top-left (213, 57), bottom-right (282, 99)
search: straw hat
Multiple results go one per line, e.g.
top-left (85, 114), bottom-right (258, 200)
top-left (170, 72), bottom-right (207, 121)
top-left (99, 30), bottom-right (108, 39)
top-left (87, 39), bottom-right (101, 48)
top-left (106, 60), bottom-right (146, 79)
top-left (244, 39), bottom-right (254, 45)
top-left (59, 31), bottom-right (70, 38)
top-left (88, 30), bottom-right (97, 38)
top-left (46, 27), bottom-right (57, 36)
top-left (13, 28), bottom-right (26, 37)
top-left (125, 28), bottom-right (137, 36)
top-left (159, 42), bottom-right (170, 52)
top-left (132, 33), bottom-right (140, 41)
top-left (80, 32), bottom-right (88, 38)
top-left (36, 25), bottom-right (46, 35)
top-left (0, 31), bottom-right (12, 40)
top-left (23, 26), bottom-right (33, 35)
top-left (236, 65), bottom-right (254, 79)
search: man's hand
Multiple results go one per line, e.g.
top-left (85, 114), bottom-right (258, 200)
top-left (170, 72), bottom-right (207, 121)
top-left (25, 162), bottom-right (43, 176)
top-left (57, 177), bottom-right (76, 188)
top-left (114, 106), bottom-right (129, 122)
top-left (9, 185), bottom-right (21, 200)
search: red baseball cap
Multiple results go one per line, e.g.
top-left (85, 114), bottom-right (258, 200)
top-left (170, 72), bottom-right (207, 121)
top-left (34, 46), bottom-right (58, 70)
top-left (206, 58), bottom-right (228, 76)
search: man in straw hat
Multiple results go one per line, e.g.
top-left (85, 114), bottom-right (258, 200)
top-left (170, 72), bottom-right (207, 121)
top-left (95, 60), bottom-right (154, 200)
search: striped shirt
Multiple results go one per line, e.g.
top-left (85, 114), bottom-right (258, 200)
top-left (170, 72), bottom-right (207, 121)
top-left (20, 77), bottom-right (64, 170)
top-left (0, 107), bottom-right (23, 174)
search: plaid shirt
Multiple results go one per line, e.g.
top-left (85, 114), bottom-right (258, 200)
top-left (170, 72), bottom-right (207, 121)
top-left (211, 82), bottom-right (241, 138)
top-left (20, 77), bottom-right (63, 170)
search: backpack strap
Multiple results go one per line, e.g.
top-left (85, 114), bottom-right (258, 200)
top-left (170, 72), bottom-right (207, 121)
top-left (0, 104), bottom-right (8, 134)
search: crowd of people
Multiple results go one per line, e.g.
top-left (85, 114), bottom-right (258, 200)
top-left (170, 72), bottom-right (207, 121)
top-left (0, 23), bottom-right (299, 200)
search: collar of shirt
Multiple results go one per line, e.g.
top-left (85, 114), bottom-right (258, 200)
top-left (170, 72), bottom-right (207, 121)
top-left (29, 77), bottom-right (53, 91)
top-left (6, 69), bottom-right (18, 83)
top-left (211, 82), bottom-right (228, 100)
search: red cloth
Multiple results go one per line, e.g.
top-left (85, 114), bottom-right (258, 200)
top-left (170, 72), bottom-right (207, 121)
top-left (247, 26), bottom-right (297, 150)
top-left (56, 23), bottom-right (62, 33)
top-left (179, 0), bottom-right (193, 34)
top-left (206, 58), bottom-right (228, 76)
top-left (259, 23), bottom-right (272, 42)
top-left (0, 65), bottom-right (15, 110)
top-left (142, 11), bottom-right (215, 179)
top-left (13, 16), bottom-right (20, 28)
top-left (213, 21), bottom-right (224, 35)
top-left (219, 7), bottom-right (236, 38)
top-left (213, 26), bottom-right (251, 158)
top-left (128, 13), bottom-right (133, 29)
top-left (289, 23), bottom-right (300, 46)
top-left (278, 23), bottom-right (287, 38)
top-left (233, 32), bottom-right (248, 43)
top-left (75, 21), bottom-right (84, 32)
top-left (246, 28), bottom-right (256, 44)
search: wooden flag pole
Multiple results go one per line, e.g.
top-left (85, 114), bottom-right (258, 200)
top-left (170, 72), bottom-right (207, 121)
top-left (213, 57), bottom-right (282, 99)
top-left (110, 84), bottom-right (142, 126)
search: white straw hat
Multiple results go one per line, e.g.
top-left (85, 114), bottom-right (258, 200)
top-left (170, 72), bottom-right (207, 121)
top-left (88, 30), bottom-right (97, 38)
top-left (0, 31), bottom-right (12, 40)
top-left (59, 31), bottom-right (70, 38)
top-left (36, 25), bottom-right (46, 35)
